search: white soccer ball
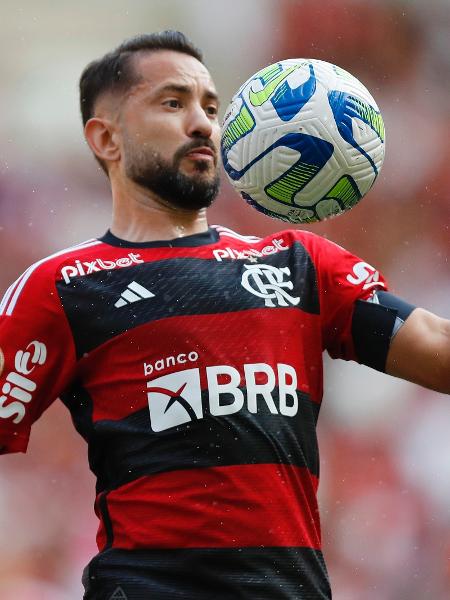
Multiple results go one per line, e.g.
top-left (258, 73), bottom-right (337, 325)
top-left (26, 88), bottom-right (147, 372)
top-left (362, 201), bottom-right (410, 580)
top-left (221, 59), bottom-right (385, 223)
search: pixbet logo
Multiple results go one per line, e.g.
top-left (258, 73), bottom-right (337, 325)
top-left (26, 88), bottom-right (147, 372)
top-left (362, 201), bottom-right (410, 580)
top-left (213, 238), bottom-right (288, 261)
top-left (0, 341), bottom-right (47, 424)
top-left (346, 261), bottom-right (385, 291)
top-left (61, 253), bottom-right (144, 284)
top-left (146, 361), bottom-right (299, 432)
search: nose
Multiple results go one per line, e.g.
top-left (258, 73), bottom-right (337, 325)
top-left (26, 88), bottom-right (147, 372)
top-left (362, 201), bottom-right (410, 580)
top-left (186, 104), bottom-right (213, 139)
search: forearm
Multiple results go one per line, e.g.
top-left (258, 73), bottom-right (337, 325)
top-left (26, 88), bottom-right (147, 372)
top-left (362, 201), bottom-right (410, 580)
top-left (386, 308), bottom-right (450, 394)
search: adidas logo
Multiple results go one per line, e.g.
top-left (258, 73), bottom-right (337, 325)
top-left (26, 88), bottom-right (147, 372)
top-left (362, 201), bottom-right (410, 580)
top-left (109, 587), bottom-right (128, 599)
top-left (114, 281), bottom-right (155, 308)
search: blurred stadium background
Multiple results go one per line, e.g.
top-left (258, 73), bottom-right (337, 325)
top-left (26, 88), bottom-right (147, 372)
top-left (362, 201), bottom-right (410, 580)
top-left (0, 0), bottom-right (449, 598)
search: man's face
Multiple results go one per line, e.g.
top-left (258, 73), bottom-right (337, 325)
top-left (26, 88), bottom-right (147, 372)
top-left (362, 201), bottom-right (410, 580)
top-left (116, 50), bottom-right (221, 210)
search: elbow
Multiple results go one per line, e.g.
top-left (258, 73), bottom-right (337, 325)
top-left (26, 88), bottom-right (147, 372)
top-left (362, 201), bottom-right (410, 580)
top-left (430, 320), bottom-right (450, 394)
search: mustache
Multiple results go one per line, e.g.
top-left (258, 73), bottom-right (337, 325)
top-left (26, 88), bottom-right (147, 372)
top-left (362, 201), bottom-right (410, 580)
top-left (174, 138), bottom-right (217, 163)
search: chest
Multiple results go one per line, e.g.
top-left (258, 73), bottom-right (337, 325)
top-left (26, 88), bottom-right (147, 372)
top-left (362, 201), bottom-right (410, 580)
top-left (57, 249), bottom-right (319, 360)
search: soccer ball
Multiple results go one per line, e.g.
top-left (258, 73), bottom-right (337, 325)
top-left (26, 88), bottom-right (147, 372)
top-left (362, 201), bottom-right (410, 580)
top-left (221, 59), bottom-right (385, 224)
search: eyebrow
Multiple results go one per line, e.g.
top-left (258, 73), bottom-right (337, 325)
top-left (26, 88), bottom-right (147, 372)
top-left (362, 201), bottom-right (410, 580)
top-left (153, 83), bottom-right (220, 105)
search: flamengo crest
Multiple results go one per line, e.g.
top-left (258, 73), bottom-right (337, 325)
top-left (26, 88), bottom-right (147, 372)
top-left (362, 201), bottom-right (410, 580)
top-left (240, 264), bottom-right (300, 307)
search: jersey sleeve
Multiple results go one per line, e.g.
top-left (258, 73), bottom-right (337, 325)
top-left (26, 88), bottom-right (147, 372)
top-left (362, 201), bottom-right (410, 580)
top-left (300, 232), bottom-right (389, 361)
top-left (0, 264), bottom-right (77, 454)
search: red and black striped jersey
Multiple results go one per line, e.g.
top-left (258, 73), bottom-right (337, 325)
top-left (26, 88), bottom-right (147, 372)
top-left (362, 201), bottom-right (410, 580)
top-left (0, 225), bottom-right (387, 599)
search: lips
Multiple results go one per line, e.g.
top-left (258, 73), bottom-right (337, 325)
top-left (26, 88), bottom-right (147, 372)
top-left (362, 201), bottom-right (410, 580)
top-left (185, 146), bottom-right (216, 161)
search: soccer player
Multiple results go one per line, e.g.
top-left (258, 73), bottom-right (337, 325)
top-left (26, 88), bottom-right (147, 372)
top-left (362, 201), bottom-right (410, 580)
top-left (0, 31), bottom-right (448, 600)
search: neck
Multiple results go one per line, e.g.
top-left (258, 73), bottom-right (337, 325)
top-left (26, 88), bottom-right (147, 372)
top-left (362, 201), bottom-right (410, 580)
top-left (109, 175), bottom-right (209, 243)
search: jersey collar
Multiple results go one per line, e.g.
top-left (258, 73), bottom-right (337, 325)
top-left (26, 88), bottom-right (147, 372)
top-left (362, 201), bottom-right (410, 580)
top-left (99, 227), bottom-right (219, 248)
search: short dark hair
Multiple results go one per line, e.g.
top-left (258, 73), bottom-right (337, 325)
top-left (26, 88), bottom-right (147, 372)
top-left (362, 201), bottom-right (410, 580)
top-left (79, 31), bottom-right (203, 173)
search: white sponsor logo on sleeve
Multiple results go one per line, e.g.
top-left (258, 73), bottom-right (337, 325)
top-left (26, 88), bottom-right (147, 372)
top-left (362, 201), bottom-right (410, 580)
top-left (0, 341), bottom-right (47, 424)
top-left (346, 261), bottom-right (385, 290)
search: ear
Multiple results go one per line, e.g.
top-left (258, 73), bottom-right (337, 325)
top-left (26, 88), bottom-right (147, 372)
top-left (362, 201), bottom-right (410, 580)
top-left (84, 117), bottom-right (120, 166)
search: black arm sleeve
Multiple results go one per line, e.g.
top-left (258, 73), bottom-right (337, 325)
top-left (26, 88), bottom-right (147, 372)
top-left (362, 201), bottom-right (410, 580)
top-left (351, 291), bottom-right (416, 372)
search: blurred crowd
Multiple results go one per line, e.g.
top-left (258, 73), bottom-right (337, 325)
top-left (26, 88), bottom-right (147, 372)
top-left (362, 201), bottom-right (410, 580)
top-left (0, 0), bottom-right (449, 598)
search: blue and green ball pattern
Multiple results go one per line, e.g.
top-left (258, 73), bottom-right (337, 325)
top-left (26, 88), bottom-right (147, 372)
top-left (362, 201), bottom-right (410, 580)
top-left (221, 59), bottom-right (385, 223)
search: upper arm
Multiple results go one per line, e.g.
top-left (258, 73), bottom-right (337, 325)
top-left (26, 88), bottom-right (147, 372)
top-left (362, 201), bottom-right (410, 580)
top-left (0, 267), bottom-right (77, 454)
top-left (304, 232), bottom-right (389, 361)
top-left (386, 308), bottom-right (450, 394)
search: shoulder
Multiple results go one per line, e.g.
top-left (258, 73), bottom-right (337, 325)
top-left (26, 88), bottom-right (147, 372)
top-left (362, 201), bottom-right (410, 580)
top-left (212, 224), bottom-right (340, 256)
top-left (0, 238), bottom-right (103, 316)
top-left (211, 225), bottom-right (382, 287)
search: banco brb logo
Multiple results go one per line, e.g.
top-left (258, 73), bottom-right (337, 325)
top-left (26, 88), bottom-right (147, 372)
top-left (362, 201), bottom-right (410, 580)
top-left (147, 369), bottom-right (203, 432)
top-left (241, 264), bottom-right (300, 307)
top-left (147, 363), bottom-right (299, 432)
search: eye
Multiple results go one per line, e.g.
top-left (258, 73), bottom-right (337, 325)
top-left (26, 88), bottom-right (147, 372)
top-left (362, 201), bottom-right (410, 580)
top-left (163, 99), bottom-right (181, 109)
top-left (205, 105), bottom-right (219, 117)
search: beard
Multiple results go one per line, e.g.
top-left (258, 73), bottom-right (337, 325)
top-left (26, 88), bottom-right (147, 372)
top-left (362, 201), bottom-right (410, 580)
top-left (124, 137), bottom-right (221, 211)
